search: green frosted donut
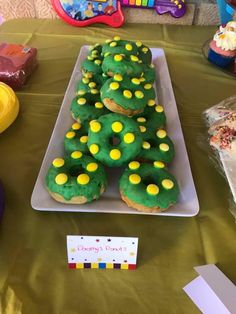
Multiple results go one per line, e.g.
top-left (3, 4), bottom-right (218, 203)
top-left (45, 152), bottom-right (107, 204)
top-left (134, 101), bottom-right (166, 132)
top-left (119, 161), bottom-right (179, 212)
top-left (136, 41), bottom-right (152, 65)
top-left (100, 76), bottom-right (156, 116)
top-left (102, 53), bottom-right (143, 78)
top-left (70, 92), bottom-right (109, 124)
top-left (87, 113), bottom-right (143, 167)
top-left (64, 122), bottom-right (90, 155)
top-left (138, 127), bottom-right (175, 163)
top-left (102, 38), bottom-right (139, 57)
top-left (76, 74), bottom-right (107, 95)
top-left (81, 52), bottom-right (103, 76)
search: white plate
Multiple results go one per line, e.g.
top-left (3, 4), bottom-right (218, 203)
top-left (220, 153), bottom-right (236, 203)
top-left (31, 47), bottom-right (199, 216)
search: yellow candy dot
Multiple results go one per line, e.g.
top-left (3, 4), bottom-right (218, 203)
top-left (84, 72), bottom-right (93, 79)
top-left (135, 91), bottom-right (144, 99)
top-left (77, 174), bottom-right (90, 185)
top-left (124, 133), bottom-right (135, 144)
top-left (130, 55), bottom-right (139, 62)
top-left (125, 44), bottom-right (133, 51)
top-left (91, 89), bottom-right (99, 94)
top-left (156, 129), bottom-right (167, 139)
top-left (139, 126), bottom-right (146, 133)
top-left (55, 173), bottom-right (68, 185)
top-left (131, 78), bottom-right (140, 85)
top-left (114, 74), bottom-right (123, 82)
top-left (153, 161), bottom-right (165, 168)
top-left (136, 41), bottom-right (142, 47)
top-left (148, 99), bottom-right (155, 107)
top-left (94, 60), bottom-right (101, 65)
top-left (86, 162), bottom-right (98, 172)
top-left (71, 151), bottom-right (83, 159)
top-left (137, 117), bottom-right (146, 123)
top-left (91, 49), bottom-right (98, 55)
top-left (77, 98), bottom-right (86, 105)
top-left (162, 179), bottom-right (174, 190)
top-left (110, 82), bottom-right (119, 90)
top-left (110, 149), bottom-right (121, 160)
top-left (95, 102), bottom-right (104, 109)
top-left (88, 82), bottom-right (96, 88)
top-left (142, 47), bottom-right (149, 53)
top-left (128, 161), bottom-right (140, 170)
top-left (66, 131), bottom-right (76, 139)
top-left (150, 64), bottom-right (155, 68)
top-left (143, 141), bottom-right (151, 149)
top-left (90, 121), bottom-right (102, 133)
top-left (112, 121), bottom-right (123, 133)
top-left (110, 41), bottom-right (117, 47)
top-left (139, 77), bottom-right (145, 82)
top-left (105, 39), bottom-right (112, 43)
top-left (129, 174), bottom-right (141, 185)
top-left (52, 158), bottom-right (65, 168)
top-left (80, 136), bottom-right (88, 143)
top-left (159, 143), bottom-right (169, 152)
top-left (114, 36), bottom-right (120, 41)
top-left (72, 122), bottom-right (81, 130)
top-left (155, 105), bottom-right (164, 113)
top-left (123, 90), bottom-right (132, 99)
top-left (146, 184), bottom-right (159, 195)
top-left (114, 54), bottom-right (123, 62)
top-left (87, 56), bottom-right (94, 61)
top-left (104, 52), bottom-right (110, 57)
top-left (82, 77), bottom-right (89, 84)
top-left (144, 83), bottom-right (152, 90)
top-left (77, 90), bottom-right (86, 96)
top-left (89, 144), bottom-right (99, 155)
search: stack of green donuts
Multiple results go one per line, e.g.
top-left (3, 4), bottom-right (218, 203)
top-left (45, 37), bottom-right (180, 212)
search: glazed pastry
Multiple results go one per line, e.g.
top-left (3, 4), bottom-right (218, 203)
top-left (70, 93), bottom-right (109, 124)
top-left (102, 37), bottom-right (139, 57)
top-left (119, 161), bottom-right (179, 213)
top-left (136, 41), bottom-right (152, 65)
top-left (64, 122), bottom-right (90, 155)
top-left (87, 113), bottom-right (142, 167)
top-left (138, 128), bottom-right (175, 163)
top-left (45, 152), bottom-right (107, 204)
top-left (100, 75), bottom-right (155, 116)
top-left (102, 53), bottom-right (144, 78)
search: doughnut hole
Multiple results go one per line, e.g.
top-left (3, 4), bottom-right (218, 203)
top-left (69, 166), bottom-right (83, 177)
top-left (109, 135), bottom-right (121, 146)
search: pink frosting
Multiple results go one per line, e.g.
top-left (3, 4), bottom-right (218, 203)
top-left (210, 40), bottom-right (236, 57)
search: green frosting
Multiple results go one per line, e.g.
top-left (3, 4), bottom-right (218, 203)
top-left (134, 103), bottom-right (166, 131)
top-left (81, 53), bottom-right (103, 75)
top-left (45, 153), bottom-right (107, 202)
top-left (77, 74), bottom-right (107, 93)
top-left (102, 54), bottom-right (143, 77)
top-left (70, 92), bottom-right (109, 124)
top-left (119, 163), bottom-right (179, 209)
top-left (137, 44), bottom-right (152, 65)
top-left (102, 39), bottom-right (139, 57)
top-left (64, 122), bottom-right (90, 155)
top-left (141, 64), bottom-right (156, 84)
top-left (88, 44), bottom-right (103, 57)
top-left (100, 76), bottom-right (156, 113)
top-left (87, 113), bottom-right (143, 167)
top-left (138, 127), bottom-right (175, 163)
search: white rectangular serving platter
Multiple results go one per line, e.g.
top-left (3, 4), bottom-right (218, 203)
top-left (31, 47), bottom-right (199, 216)
top-left (220, 154), bottom-right (236, 203)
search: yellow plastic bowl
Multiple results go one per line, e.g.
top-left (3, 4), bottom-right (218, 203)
top-left (0, 82), bottom-right (19, 133)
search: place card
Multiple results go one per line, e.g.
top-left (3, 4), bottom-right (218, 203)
top-left (183, 264), bottom-right (236, 314)
top-left (67, 235), bottom-right (138, 270)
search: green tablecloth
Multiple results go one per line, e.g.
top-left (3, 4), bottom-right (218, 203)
top-left (0, 19), bottom-right (236, 314)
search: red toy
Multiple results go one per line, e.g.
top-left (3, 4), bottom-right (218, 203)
top-left (51, 0), bottom-right (125, 27)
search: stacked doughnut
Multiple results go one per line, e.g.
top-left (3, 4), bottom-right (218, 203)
top-left (45, 37), bottom-right (180, 212)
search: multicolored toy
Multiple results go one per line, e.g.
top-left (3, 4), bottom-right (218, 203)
top-left (120, 0), bottom-right (186, 18)
top-left (51, 0), bottom-right (125, 27)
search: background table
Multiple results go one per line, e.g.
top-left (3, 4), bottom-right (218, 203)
top-left (0, 19), bottom-right (236, 314)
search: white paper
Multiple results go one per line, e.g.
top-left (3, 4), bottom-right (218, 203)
top-left (183, 264), bottom-right (236, 314)
top-left (67, 235), bottom-right (138, 269)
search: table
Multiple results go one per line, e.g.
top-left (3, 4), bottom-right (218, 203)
top-left (0, 19), bottom-right (236, 314)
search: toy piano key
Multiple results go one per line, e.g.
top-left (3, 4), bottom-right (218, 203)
top-left (120, 0), bottom-right (186, 18)
top-left (51, 0), bottom-right (124, 27)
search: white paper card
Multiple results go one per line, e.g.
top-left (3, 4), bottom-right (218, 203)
top-left (183, 264), bottom-right (236, 314)
top-left (67, 235), bottom-right (138, 269)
